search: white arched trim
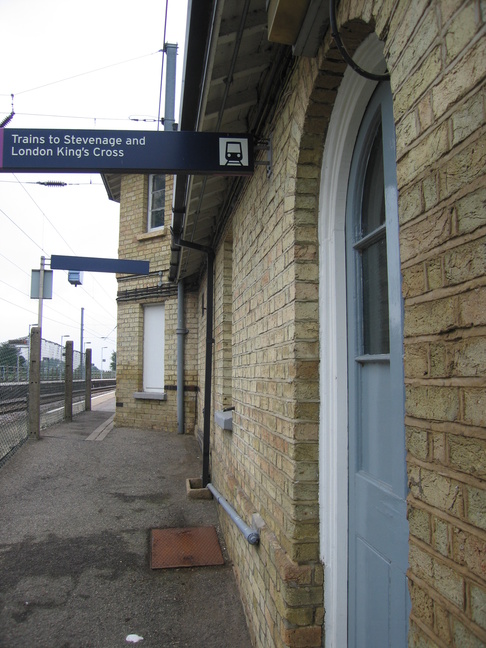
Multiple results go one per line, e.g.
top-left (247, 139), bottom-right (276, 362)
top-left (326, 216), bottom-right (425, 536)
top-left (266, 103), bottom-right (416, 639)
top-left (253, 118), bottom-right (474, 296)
top-left (318, 34), bottom-right (388, 648)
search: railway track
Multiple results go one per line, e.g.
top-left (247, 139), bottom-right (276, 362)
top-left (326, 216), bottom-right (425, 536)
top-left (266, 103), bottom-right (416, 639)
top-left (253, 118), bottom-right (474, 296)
top-left (0, 380), bottom-right (116, 415)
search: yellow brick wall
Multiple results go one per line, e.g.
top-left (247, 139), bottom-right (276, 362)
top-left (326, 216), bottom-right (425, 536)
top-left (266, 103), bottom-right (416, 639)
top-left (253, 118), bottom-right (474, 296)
top-left (204, 45), bottom-right (324, 648)
top-left (214, 237), bottom-right (233, 413)
top-left (195, 1), bottom-right (486, 647)
top-left (383, 1), bottom-right (486, 645)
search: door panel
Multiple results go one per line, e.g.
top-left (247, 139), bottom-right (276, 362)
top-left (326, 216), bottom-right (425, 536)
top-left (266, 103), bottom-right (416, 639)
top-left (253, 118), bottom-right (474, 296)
top-left (356, 361), bottom-right (393, 484)
top-left (355, 538), bottom-right (390, 648)
top-left (346, 83), bottom-right (409, 647)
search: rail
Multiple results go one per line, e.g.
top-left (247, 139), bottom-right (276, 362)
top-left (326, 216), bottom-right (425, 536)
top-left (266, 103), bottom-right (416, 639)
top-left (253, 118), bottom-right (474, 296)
top-left (0, 380), bottom-right (116, 415)
top-left (0, 378), bottom-right (116, 466)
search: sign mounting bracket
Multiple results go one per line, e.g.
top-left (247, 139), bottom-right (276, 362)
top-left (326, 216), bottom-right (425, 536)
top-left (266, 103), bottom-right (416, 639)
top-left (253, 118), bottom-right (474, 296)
top-left (254, 136), bottom-right (272, 178)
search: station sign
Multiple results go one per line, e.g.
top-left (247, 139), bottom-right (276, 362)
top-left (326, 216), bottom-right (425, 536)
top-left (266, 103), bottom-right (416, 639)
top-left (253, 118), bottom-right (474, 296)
top-left (51, 255), bottom-right (150, 275)
top-left (0, 128), bottom-right (254, 175)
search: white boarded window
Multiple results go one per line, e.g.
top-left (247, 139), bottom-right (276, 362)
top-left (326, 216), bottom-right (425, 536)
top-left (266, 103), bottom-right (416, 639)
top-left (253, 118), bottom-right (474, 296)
top-left (148, 174), bottom-right (165, 231)
top-left (143, 304), bottom-right (165, 392)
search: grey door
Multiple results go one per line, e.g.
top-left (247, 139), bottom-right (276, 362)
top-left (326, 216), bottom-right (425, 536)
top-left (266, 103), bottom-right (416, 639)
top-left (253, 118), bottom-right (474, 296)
top-left (346, 83), bottom-right (409, 647)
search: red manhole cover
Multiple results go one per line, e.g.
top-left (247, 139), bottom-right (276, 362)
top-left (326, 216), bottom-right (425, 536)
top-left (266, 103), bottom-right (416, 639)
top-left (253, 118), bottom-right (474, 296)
top-left (150, 526), bottom-right (224, 569)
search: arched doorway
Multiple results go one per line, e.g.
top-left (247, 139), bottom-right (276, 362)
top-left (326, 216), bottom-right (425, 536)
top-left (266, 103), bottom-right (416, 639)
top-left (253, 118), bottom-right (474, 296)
top-left (319, 35), bottom-right (410, 647)
top-left (346, 81), bottom-right (409, 647)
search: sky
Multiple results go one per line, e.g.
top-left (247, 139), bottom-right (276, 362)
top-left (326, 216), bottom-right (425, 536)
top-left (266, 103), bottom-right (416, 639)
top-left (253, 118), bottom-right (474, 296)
top-left (0, 0), bottom-right (188, 370)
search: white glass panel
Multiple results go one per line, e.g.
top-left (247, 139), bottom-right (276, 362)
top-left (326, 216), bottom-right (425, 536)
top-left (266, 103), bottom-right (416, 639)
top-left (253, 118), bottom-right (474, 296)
top-left (143, 304), bottom-right (165, 391)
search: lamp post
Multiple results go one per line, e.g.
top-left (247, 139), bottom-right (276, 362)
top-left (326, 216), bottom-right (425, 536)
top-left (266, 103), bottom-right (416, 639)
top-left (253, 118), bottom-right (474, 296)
top-left (101, 346), bottom-right (107, 379)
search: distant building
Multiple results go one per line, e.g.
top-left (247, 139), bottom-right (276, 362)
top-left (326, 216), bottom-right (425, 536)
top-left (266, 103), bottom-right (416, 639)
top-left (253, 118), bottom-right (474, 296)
top-left (103, 172), bottom-right (198, 433)
top-left (106, 1), bottom-right (486, 646)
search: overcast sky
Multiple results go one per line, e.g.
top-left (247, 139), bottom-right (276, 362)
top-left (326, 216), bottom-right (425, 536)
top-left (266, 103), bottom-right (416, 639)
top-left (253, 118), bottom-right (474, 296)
top-left (0, 0), bottom-right (188, 369)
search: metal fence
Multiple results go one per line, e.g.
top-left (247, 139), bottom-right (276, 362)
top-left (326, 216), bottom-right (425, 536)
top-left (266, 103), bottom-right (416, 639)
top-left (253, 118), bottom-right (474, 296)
top-left (0, 338), bottom-right (85, 466)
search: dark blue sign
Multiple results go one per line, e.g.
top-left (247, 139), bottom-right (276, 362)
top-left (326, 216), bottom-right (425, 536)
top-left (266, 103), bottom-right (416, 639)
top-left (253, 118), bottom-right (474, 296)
top-left (51, 255), bottom-right (149, 275)
top-left (0, 129), bottom-right (254, 175)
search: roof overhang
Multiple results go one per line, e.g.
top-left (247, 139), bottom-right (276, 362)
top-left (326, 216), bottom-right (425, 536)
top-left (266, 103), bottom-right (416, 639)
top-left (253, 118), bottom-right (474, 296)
top-left (169, 0), bottom-right (329, 283)
top-left (102, 173), bottom-right (122, 203)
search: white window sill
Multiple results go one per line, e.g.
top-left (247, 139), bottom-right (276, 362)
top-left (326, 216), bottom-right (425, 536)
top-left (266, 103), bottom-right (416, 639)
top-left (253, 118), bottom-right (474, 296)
top-left (137, 228), bottom-right (166, 242)
top-left (133, 391), bottom-right (167, 401)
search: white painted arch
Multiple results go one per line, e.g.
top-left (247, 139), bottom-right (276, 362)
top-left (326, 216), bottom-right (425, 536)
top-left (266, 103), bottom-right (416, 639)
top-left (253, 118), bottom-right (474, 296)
top-left (318, 34), bottom-right (388, 648)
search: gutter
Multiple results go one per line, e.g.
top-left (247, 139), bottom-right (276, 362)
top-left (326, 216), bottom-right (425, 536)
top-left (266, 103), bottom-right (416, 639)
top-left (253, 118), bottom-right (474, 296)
top-left (171, 0), bottom-right (252, 284)
top-left (170, 0), bottom-right (215, 283)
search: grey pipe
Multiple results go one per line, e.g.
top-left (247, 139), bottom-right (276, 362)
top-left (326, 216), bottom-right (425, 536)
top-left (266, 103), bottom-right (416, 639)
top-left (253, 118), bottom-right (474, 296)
top-left (164, 43), bottom-right (178, 131)
top-left (207, 483), bottom-right (259, 545)
top-left (202, 251), bottom-right (214, 486)
top-left (173, 235), bottom-right (214, 485)
top-left (177, 281), bottom-right (185, 434)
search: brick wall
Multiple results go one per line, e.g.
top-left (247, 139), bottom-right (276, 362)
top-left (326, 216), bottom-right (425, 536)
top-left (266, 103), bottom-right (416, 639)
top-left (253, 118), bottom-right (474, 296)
top-left (214, 237), bottom-right (233, 413)
top-left (206, 46), bottom-right (323, 646)
top-left (382, 1), bottom-right (486, 645)
top-left (199, 1), bottom-right (485, 647)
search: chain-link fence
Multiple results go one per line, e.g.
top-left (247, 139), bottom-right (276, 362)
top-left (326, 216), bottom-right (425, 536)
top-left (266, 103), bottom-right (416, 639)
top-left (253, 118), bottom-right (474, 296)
top-left (0, 338), bottom-right (86, 466)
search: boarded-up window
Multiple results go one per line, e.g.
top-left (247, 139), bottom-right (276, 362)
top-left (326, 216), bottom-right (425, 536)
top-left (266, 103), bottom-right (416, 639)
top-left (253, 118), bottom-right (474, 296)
top-left (143, 304), bottom-right (165, 392)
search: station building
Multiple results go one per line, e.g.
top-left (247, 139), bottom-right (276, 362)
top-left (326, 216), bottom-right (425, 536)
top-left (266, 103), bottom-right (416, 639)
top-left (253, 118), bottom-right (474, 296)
top-left (105, 1), bottom-right (486, 646)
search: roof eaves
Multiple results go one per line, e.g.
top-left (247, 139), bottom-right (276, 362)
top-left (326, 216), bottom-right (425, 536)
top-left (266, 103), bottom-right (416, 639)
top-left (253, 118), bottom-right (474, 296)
top-left (170, 0), bottom-right (215, 283)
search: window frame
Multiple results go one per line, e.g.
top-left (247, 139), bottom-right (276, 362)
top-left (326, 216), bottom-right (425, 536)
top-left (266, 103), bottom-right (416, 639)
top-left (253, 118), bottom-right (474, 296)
top-left (142, 303), bottom-right (165, 394)
top-left (147, 174), bottom-right (166, 232)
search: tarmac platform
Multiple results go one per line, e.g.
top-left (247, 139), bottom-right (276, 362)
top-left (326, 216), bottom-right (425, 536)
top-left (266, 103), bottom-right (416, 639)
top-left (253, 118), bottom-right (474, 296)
top-left (0, 393), bottom-right (252, 647)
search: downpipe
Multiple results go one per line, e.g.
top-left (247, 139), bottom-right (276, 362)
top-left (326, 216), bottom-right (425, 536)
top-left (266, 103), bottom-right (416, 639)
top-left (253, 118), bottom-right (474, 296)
top-left (172, 232), bottom-right (213, 486)
top-left (207, 483), bottom-right (260, 545)
top-left (176, 281), bottom-right (185, 434)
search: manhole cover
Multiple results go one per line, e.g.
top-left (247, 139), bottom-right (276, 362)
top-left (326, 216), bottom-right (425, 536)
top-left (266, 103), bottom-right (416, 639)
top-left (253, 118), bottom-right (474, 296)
top-left (150, 526), bottom-right (224, 569)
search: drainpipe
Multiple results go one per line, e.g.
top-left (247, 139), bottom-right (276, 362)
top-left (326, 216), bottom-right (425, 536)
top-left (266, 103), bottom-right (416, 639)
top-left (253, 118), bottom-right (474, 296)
top-left (203, 251), bottom-right (214, 486)
top-left (207, 483), bottom-right (260, 545)
top-left (177, 281), bottom-right (185, 434)
top-left (172, 234), bottom-right (214, 486)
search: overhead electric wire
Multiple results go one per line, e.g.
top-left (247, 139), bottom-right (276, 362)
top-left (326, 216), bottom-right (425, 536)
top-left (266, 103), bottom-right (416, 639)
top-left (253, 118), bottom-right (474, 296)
top-left (0, 207), bottom-right (45, 254)
top-left (10, 176), bottom-right (117, 313)
top-left (102, 324), bottom-right (118, 340)
top-left (0, 251), bottom-right (31, 276)
top-left (53, 286), bottom-right (116, 324)
top-left (0, 278), bottom-right (29, 294)
top-left (0, 295), bottom-right (36, 317)
top-left (13, 173), bottom-right (74, 252)
top-left (0, 110), bottom-right (160, 128)
top-left (0, 267), bottom-right (115, 338)
top-left (13, 51), bottom-right (160, 97)
top-left (1, 185), bottom-right (117, 331)
top-left (0, 179), bottom-right (102, 186)
top-left (8, 111), bottom-right (132, 122)
top-left (39, 299), bottom-right (116, 343)
top-left (0, 220), bottom-right (114, 336)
